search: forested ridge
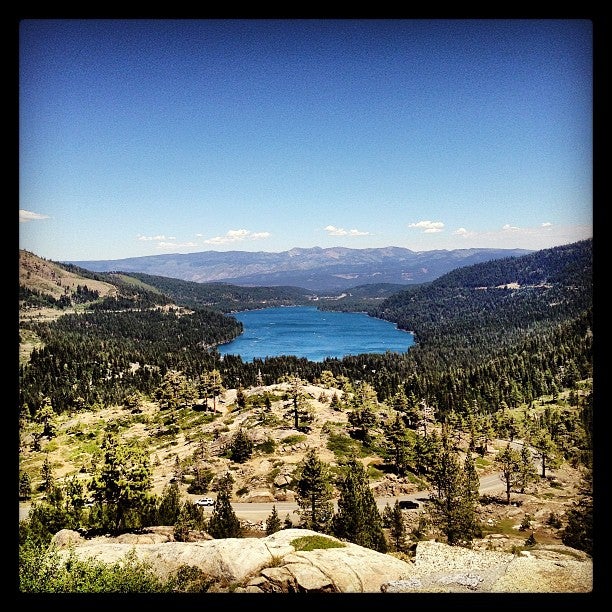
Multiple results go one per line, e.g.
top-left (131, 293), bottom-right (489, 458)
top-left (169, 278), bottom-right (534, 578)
top-left (123, 272), bottom-right (314, 312)
top-left (19, 239), bottom-right (592, 419)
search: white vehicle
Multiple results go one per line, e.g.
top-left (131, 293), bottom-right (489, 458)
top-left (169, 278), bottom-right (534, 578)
top-left (195, 497), bottom-right (215, 507)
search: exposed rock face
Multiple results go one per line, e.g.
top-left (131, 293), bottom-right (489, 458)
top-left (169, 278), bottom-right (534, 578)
top-left (382, 540), bottom-right (592, 593)
top-left (242, 490), bottom-right (276, 503)
top-left (50, 529), bottom-right (592, 593)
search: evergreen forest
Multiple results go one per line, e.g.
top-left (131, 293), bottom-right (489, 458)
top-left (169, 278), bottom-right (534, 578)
top-left (18, 239), bottom-right (594, 592)
top-left (19, 239), bottom-right (593, 420)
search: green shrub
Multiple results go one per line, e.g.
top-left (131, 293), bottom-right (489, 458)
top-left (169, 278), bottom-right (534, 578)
top-left (525, 532), bottom-right (537, 547)
top-left (265, 467), bottom-right (281, 484)
top-left (326, 432), bottom-right (359, 459)
top-left (519, 514), bottom-right (532, 531)
top-left (282, 434), bottom-right (307, 446)
top-left (547, 512), bottom-right (563, 528)
top-left (255, 437), bottom-right (276, 454)
top-left (173, 565), bottom-right (214, 592)
top-left (19, 543), bottom-right (174, 593)
top-left (290, 535), bottom-right (346, 551)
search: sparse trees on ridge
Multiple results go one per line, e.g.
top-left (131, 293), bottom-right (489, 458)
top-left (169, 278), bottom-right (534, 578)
top-left (283, 374), bottom-right (313, 431)
top-left (198, 368), bottom-right (225, 412)
top-left (155, 370), bottom-right (197, 411)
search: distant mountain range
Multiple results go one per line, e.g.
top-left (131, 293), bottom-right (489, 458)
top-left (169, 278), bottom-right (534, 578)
top-left (68, 246), bottom-right (533, 292)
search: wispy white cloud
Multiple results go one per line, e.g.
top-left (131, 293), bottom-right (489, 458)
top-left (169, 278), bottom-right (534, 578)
top-left (137, 234), bottom-right (197, 251)
top-left (434, 222), bottom-right (591, 251)
top-left (137, 234), bottom-right (175, 241)
top-left (408, 220), bottom-right (444, 233)
top-left (204, 229), bottom-right (271, 245)
top-left (324, 225), bottom-right (370, 237)
top-left (20, 209), bottom-right (49, 223)
top-left (453, 227), bottom-right (476, 238)
top-left (156, 241), bottom-right (198, 249)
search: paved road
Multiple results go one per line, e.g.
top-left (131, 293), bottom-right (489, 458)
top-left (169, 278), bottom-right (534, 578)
top-left (18, 472), bottom-right (506, 524)
top-left (226, 472), bottom-right (505, 523)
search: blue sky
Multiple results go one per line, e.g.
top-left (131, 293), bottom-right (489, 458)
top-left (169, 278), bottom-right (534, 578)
top-left (19, 19), bottom-right (593, 262)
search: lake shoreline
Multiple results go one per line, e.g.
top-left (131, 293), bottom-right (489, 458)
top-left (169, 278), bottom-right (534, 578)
top-left (218, 305), bottom-right (414, 363)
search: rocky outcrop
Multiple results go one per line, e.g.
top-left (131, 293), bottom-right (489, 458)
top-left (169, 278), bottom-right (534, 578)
top-left (50, 528), bottom-right (592, 593)
top-left (382, 540), bottom-right (592, 593)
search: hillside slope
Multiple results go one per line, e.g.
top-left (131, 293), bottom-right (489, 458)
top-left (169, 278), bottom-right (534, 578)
top-left (370, 239), bottom-right (592, 358)
top-left (19, 377), bottom-right (593, 560)
top-left (19, 250), bottom-right (118, 307)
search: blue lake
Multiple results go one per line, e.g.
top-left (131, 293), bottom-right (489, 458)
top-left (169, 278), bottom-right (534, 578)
top-left (218, 306), bottom-right (414, 362)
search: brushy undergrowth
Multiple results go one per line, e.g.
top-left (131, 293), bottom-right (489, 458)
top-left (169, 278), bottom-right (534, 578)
top-left (291, 535), bottom-right (346, 551)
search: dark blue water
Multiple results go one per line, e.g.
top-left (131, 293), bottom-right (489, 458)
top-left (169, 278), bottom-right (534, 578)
top-left (218, 306), bottom-right (414, 362)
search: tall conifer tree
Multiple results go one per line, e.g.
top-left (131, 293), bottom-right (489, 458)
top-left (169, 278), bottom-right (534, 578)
top-left (294, 448), bottom-right (335, 533)
top-left (332, 456), bottom-right (388, 552)
top-left (428, 439), bottom-right (479, 546)
top-left (207, 472), bottom-right (242, 538)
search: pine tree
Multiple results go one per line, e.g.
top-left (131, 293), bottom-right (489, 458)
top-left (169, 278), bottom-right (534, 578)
top-left (459, 451), bottom-right (481, 541)
top-left (561, 469), bottom-right (593, 556)
top-left (332, 456), bottom-right (388, 553)
top-left (531, 430), bottom-right (562, 478)
top-left (265, 505), bottom-right (282, 535)
top-left (495, 443), bottom-right (521, 505)
top-left (414, 430), bottom-right (442, 475)
top-left (235, 386), bottom-right (247, 410)
top-left (40, 455), bottom-right (54, 493)
top-left (346, 382), bottom-right (378, 443)
top-left (88, 432), bottom-right (153, 532)
top-left (157, 481), bottom-right (182, 526)
top-left (294, 448), bottom-right (335, 533)
top-left (63, 474), bottom-right (86, 527)
top-left (173, 501), bottom-right (202, 542)
top-left (207, 369), bottom-right (225, 412)
top-left (463, 451), bottom-right (480, 503)
top-left (172, 455), bottom-right (183, 483)
top-left (284, 375), bottom-right (312, 431)
top-left (517, 444), bottom-right (538, 493)
top-left (330, 393), bottom-right (342, 411)
top-left (384, 413), bottom-right (412, 475)
top-left (155, 370), bottom-right (196, 411)
top-left (427, 439), bottom-right (479, 546)
top-left (19, 472), bottom-right (32, 500)
top-left (227, 428), bottom-right (253, 463)
top-left (381, 502), bottom-right (394, 527)
top-left (207, 472), bottom-right (241, 538)
top-left (389, 499), bottom-right (408, 552)
top-left (187, 463), bottom-right (214, 495)
top-left (36, 397), bottom-right (57, 439)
